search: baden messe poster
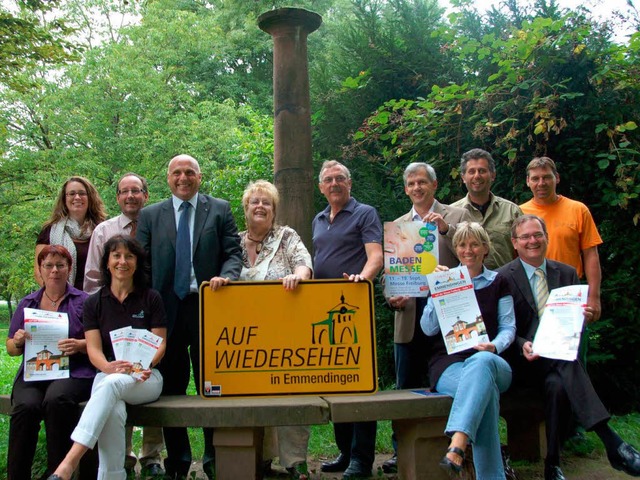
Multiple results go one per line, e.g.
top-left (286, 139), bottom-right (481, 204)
top-left (383, 221), bottom-right (438, 297)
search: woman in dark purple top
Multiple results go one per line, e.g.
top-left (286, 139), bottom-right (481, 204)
top-left (6, 245), bottom-right (95, 480)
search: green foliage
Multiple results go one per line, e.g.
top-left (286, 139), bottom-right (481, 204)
top-left (0, 1), bottom-right (277, 302)
top-left (0, 1), bottom-right (80, 92)
top-left (341, 2), bottom-right (640, 409)
top-left (310, 0), bottom-right (456, 157)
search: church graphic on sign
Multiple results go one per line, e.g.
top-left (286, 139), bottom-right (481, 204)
top-left (312, 293), bottom-right (359, 345)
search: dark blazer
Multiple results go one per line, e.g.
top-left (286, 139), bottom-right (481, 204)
top-left (391, 200), bottom-right (472, 343)
top-left (498, 258), bottom-right (579, 352)
top-left (137, 194), bottom-right (242, 334)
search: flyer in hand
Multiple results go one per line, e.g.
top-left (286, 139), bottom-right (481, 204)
top-left (23, 307), bottom-right (70, 381)
top-left (109, 327), bottom-right (163, 376)
top-left (426, 266), bottom-right (488, 354)
top-left (383, 221), bottom-right (439, 297)
top-left (532, 285), bottom-right (589, 361)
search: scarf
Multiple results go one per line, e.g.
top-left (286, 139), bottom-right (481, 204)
top-left (49, 218), bottom-right (93, 286)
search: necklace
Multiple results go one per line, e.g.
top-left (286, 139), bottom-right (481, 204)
top-left (247, 229), bottom-right (271, 254)
top-left (43, 290), bottom-right (64, 307)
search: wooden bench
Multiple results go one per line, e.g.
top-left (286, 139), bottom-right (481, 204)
top-left (0, 389), bottom-right (544, 480)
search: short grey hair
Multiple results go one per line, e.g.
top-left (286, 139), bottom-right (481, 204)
top-left (318, 160), bottom-right (351, 182)
top-left (403, 162), bottom-right (436, 185)
top-left (452, 222), bottom-right (492, 257)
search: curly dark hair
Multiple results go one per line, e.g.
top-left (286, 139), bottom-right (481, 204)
top-left (100, 235), bottom-right (147, 289)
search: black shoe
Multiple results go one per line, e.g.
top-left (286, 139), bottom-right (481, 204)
top-left (142, 463), bottom-right (165, 478)
top-left (609, 442), bottom-right (640, 477)
top-left (382, 454), bottom-right (397, 473)
top-left (342, 460), bottom-right (372, 479)
top-left (440, 446), bottom-right (465, 475)
top-left (202, 460), bottom-right (215, 480)
top-left (544, 464), bottom-right (566, 480)
top-left (320, 453), bottom-right (350, 472)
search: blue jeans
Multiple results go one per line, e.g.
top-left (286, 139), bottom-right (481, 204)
top-left (436, 352), bottom-right (512, 480)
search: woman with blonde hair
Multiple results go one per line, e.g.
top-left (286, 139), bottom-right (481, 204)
top-left (211, 180), bottom-right (313, 479)
top-left (421, 222), bottom-right (515, 479)
top-left (35, 176), bottom-right (107, 290)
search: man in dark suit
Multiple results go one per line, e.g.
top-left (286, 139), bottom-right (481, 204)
top-left (498, 214), bottom-right (640, 480)
top-left (383, 162), bottom-right (471, 473)
top-left (137, 154), bottom-right (242, 479)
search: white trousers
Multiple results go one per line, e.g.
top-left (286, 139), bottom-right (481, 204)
top-left (71, 370), bottom-right (163, 480)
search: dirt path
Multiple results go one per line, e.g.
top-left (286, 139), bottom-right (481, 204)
top-left (263, 452), bottom-right (631, 479)
top-left (149, 451), bottom-right (631, 479)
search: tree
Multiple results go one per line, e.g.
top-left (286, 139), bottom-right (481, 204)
top-left (0, 0), bottom-right (79, 92)
top-left (342, 1), bottom-right (640, 408)
top-left (0, 0), bottom-right (277, 307)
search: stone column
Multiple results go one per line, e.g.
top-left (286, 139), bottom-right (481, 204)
top-left (258, 8), bottom-right (322, 251)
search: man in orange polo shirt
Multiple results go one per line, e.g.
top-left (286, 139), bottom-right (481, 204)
top-left (520, 156), bottom-right (602, 323)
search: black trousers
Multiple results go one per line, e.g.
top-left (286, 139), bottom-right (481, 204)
top-left (334, 421), bottom-right (377, 469)
top-left (513, 356), bottom-right (610, 464)
top-left (8, 374), bottom-right (93, 480)
top-left (159, 293), bottom-right (214, 477)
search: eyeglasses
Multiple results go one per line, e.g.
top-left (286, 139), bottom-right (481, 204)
top-left (321, 175), bottom-right (348, 184)
top-left (118, 188), bottom-right (146, 196)
top-left (41, 263), bottom-right (69, 270)
top-left (65, 191), bottom-right (88, 198)
top-left (514, 232), bottom-right (545, 241)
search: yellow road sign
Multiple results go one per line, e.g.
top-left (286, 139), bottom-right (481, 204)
top-left (199, 279), bottom-right (377, 397)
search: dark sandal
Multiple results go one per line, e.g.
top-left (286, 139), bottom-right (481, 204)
top-left (439, 446), bottom-right (465, 475)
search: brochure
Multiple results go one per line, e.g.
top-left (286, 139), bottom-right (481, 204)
top-left (532, 285), bottom-right (589, 361)
top-left (109, 327), bottom-right (163, 378)
top-left (426, 266), bottom-right (488, 354)
top-left (383, 221), bottom-right (439, 297)
top-left (23, 308), bottom-right (70, 381)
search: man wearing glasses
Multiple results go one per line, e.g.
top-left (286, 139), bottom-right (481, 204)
top-left (313, 160), bottom-right (383, 479)
top-left (83, 173), bottom-right (166, 478)
top-left (498, 215), bottom-right (640, 480)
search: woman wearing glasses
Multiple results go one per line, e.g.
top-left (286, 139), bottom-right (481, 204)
top-left (7, 245), bottom-right (95, 480)
top-left (211, 180), bottom-right (313, 479)
top-left (35, 176), bottom-right (107, 290)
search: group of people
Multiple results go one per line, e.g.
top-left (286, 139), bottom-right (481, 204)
top-left (4, 149), bottom-right (640, 480)
top-left (376, 150), bottom-right (639, 480)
